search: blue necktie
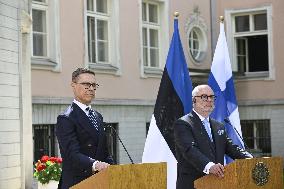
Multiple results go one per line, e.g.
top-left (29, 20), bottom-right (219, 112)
top-left (202, 119), bottom-right (213, 142)
top-left (86, 107), bottom-right (99, 131)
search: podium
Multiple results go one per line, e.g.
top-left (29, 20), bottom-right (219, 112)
top-left (70, 162), bottom-right (166, 189)
top-left (194, 157), bottom-right (283, 189)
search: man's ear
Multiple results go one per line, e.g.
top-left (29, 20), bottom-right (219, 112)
top-left (193, 98), bottom-right (196, 103)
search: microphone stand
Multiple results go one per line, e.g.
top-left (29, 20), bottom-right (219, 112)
top-left (104, 123), bottom-right (134, 164)
top-left (223, 118), bottom-right (252, 153)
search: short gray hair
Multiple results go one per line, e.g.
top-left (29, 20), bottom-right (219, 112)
top-left (192, 85), bottom-right (211, 97)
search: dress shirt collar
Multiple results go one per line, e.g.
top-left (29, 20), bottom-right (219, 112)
top-left (73, 99), bottom-right (91, 115)
top-left (193, 109), bottom-right (209, 122)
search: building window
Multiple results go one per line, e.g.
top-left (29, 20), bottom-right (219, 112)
top-left (31, 0), bottom-right (61, 71)
top-left (140, 0), bottom-right (168, 77)
top-left (226, 6), bottom-right (273, 78)
top-left (188, 27), bottom-right (206, 63)
top-left (189, 29), bottom-right (199, 60)
top-left (33, 124), bottom-right (56, 162)
top-left (86, 0), bottom-right (109, 64)
top-left (32, 0), bottom-right (48, 58)
top-left (104, 123), bottom-right (118, 164)
top-left (234, 13), bottom-right (268, 73)
top-left (85, 0), bottom-right (120, 75)
top-left (241, 120), bottom-right (271, 157)
top-left (32, 1), bottom-right (48, 57)
top-left (142, 2), bottom-right (160, 68)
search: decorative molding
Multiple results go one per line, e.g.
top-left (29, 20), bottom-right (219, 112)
top-left (31, 57), bottom-right (59, 71)
top-left (89, 62), bottom-right (120, 76)
top-left (32, 96), bottom-right (155, 106)
top-left (238, 99), bottom-right (284, 106)
top-left (234, 71), bottom-right (274, 81)
top-left (20, 10), bottom-right (32, 34)
top-left (185, 6), bottom-right (208, 36)
top-left (142, 67), bottom-right (163, 78)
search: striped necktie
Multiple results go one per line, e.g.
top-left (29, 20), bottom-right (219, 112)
top-left (86, 107), bottom-right (99, 131)
top-left (202, 119), bottom-right (213, 142)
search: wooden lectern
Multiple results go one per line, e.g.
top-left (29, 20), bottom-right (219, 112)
top-left (70, 162), bottom-right (166, 189)
top-left (194, 157), bottom-right (283, 189)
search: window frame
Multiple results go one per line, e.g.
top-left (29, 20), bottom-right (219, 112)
top-left (142, 1), bottom-right (160, 69)
top-left (188, 27), bottom-right (207, 63)
top-left (33, 124), bottom-right (56, 162)
top-left (235, 37), bottom-right (249, 73)
top-left (31, 1), bottom-right (49, 58)
top-left (31, 0), bottom-right (61, 71)
top-left (84, 0), bottom-right (120, 75)
top-left (189, 29), bottom-right (199, 58)
top-left (86, 1), bottom-right (110, 64)
top-left (225, 6), bottom-right (274, 80)
top-left (139, 0), bottom-right (169, 78)
top-left (241, 119), bottom-right (271, 157)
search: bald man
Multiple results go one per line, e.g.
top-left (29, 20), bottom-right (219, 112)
top-left (174, 85), bottom-right (251, 189)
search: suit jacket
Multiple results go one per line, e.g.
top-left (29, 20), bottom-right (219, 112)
top-left (174, 111), bottom-right (249, 189)
top-left (56, 103), bottom-right (113, 189)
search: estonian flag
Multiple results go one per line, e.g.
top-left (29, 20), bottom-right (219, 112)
top-left (142, 19), bottom-right (192, 189)
top-left (208, 22), bottom-right (245, 163)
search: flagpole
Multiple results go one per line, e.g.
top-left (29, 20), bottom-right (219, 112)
top-left (208, 14), bottom-right (250, 163)
top-left (174, 11), bottom-right (180, 18)
top-left (142, 11), bottom-right (193, 189)
top-left (219, 15), bottom-right (224, 23)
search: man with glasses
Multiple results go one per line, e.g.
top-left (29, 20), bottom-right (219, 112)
top-left (174, 85), bottom-right (251, 189)
top-left (56, 68), bottom-right (113, 189)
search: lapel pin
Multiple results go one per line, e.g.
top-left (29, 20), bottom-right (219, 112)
top-left (218, 130), bottom-right (224, 135)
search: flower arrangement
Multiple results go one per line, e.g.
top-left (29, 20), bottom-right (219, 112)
top-left (34, 155), bottom-right (62, 184)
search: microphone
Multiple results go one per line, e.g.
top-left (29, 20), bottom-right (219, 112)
top-left (103, 122), bottom-right (134, 164)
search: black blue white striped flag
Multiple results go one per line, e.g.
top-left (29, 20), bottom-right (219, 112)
top-left (142, 19), bottom-right (192, 189)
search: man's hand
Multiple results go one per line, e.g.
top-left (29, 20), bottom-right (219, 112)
top-left (209, 163), bottom-right (224, 178)
top-left (95, 161), bottom-right (110, 172)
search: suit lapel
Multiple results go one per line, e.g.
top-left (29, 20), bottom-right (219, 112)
top-left (210, 119), bottom-right (218, 143)
top-left (72, 103), bottom-right (99, 139)
top-left (210, 119), bottom-right (223, 160)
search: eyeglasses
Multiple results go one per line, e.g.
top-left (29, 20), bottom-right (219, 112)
top-left (194, 94), bottom-right (216, 101)
top-left (76, 82), bottom-right (99, 89)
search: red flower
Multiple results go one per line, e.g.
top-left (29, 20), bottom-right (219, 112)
top-left (36, 163), bottom-right (46, 172)
top-left (49, 157), bottom-right (57, 162)
top-left (56, 157), bottom-right (63, 163)
top-left (41, 155), bottom-right (49, 163)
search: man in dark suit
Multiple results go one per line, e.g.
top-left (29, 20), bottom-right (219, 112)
top-left (174, 85), bottom-right (252, 189)
top-left (56, 68), bottom-right (113, 189)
